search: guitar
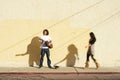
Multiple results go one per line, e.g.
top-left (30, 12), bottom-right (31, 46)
top-left (45, 41), bottom-right (53, 49)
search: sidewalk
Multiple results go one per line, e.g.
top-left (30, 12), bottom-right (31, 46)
top-left (0, 67), bottom-right (120, 80)
top-left (0, 67), bottom-right (120, 73)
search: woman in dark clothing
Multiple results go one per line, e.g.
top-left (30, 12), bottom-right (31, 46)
top-left (85, 32), bottom-right (99, 69)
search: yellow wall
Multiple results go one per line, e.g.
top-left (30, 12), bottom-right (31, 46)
top-left (0, 0), bottom-right (120, 67)
top-left (0, 20), bottom-right (90, 67)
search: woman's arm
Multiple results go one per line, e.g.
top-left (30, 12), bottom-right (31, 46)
top-left (85, 44), bottom-right (91, 48)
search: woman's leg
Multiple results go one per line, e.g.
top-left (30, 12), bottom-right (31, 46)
top-left (85, 48), bottom-right (91, 68)
top-left (91, 54), bottom-right (99, 69)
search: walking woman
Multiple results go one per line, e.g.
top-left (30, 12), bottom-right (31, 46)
top-left (85, 32), bottom-right (99, 69)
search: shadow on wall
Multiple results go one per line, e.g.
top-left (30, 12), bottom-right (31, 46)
top-left (16, 36), bottom-right (41, 67)
top-left (54, 44), bottom-right (79, 67)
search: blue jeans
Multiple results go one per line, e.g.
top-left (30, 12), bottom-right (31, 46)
top-left (39, 49), bottom-right (51, 67)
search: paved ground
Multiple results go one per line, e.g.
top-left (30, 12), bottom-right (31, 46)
top-left (0, 67), bottom-right (120, 80)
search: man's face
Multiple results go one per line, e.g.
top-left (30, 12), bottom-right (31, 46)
top-left (43, 31), bottom-right (47, 35)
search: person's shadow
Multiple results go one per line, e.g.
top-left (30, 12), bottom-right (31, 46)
top-left (16, 36), bottom-right (41, 67)
top-left (54, 44), bottom-right (79, 67)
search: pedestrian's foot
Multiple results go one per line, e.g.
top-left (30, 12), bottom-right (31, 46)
top-left (48, 66), bottom-right (54, 69)
top-left (38, 66), bottom-right (43, 68)
top-left (96, 65), bottom-right (100, 69)
top-left (96, 63), bottom-right (100, 69)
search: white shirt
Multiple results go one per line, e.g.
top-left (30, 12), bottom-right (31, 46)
top-left (40, 35), bottom-right (52, 49)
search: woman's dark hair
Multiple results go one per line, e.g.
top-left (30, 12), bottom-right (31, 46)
top-left (89, 32), bottom-right (96, 44)
top-left (90, 32), bottom-right (95, 39)
top-left (43, 29), bottom-right (49, 35)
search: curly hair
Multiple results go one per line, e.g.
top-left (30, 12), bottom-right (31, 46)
top-left (43, 29), bottom-right (49, 35)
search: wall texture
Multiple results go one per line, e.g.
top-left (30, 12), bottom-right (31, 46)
top-left (0, 0), bottom-right (120, 67)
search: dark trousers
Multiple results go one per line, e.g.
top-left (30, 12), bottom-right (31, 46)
top-left (86, 47), bottom-right (96, 62)
top-left (39, 49), bottom-right (51, 67)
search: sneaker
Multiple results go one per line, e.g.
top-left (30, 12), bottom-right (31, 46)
top-left (48, 66), bottom-right (54, 69)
